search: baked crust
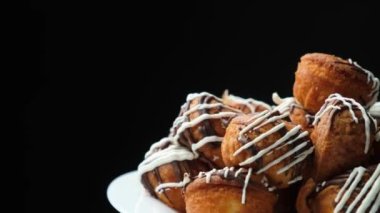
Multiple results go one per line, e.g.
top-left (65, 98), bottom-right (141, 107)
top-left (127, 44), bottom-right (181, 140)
top-left (311, 107), bottom-right (375, 182)
top-left (293, 53), bottom-right (376, 113)
top-left (222, 114), bottom-right (313, 188)
top-left (185, 175), bottom-right (277, 213)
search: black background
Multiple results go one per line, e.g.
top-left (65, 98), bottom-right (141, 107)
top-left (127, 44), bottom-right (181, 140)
top-left (23, 1), bottom-right (380, 212)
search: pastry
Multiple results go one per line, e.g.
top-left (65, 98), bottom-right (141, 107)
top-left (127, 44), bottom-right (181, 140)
top-left (132, 52), bottom-right (380, 212)
top-left (184, 167), bottom-right (278, 213)
top-left (293, 53), bottom-right (379, 113)
top-left (138, 137), bottom-right (209, 212)
top-left (170, 92), bottom-right (243, 168)
top-left (296, 164), bottom-right (380, 213)
top-left (311, 93), bottom-right (377, 181)
top-left (221, 105), bottom-right (314, 189)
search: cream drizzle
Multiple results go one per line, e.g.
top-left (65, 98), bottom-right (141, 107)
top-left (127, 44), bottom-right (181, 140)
top-left (140, 92), bottom-right (241, 184)
top-left (348, 59), bottom-right (379, 108)
top-left (186, 92), bottom-right (223, 102)
top-left (173, 111), bottom-right (237, 144)
top-left (241, 168), bottom-right (253, 204)
top-left (235, 168), bottom-right (243, 177)
top-left (369, 102), bottom-right (380, 118)
top-left (191, 136), bottom-right (224, 157)
top-left (256, 140), bottom-right (309, 174)
top-left (288, 175), bottom-right (303, 185)
top-left (271, 92), bottom-right (299, 114)
top-left (272, 92), bottom-right (295, 107)
top-left (276, 146), bottom-right (314, 174)
top-left (137, 143), bottom-right (196, 175)
top-left (155, 173), bottom-right (191, 193)
top-left (172, 103), bottom-right (240, 127)
top-left (313, 93), bottom-right (376, 154)
top-left (144, 137), bottom-right (172, 158)
top-left (334, 164), bottom-right (380, 213)
top-left (234, 99), bottom-right (313, 179)
top-left (238, 125), bottom-right (303, 166)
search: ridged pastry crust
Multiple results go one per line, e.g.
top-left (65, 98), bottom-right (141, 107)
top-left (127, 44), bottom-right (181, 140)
top-left (185, 168), bottom-right (277, 213)
top-left (293, 53), bottom-right (379, 113)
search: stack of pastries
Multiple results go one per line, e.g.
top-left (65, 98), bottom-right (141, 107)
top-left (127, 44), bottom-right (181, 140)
top-left (137, 53), bottom-right (380, 213)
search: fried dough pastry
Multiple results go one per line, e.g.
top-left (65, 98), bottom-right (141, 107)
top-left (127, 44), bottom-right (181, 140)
top-left (138, 138), bottom-right (209, 212)
top-left (221, 106), bottom-right (314, 189)
top-left (296, 164), bottom-right (380, 213)
top-left (170, 92), bottom-right (242, 168)
top-left (293, 53), bottom-right (379, 113)
top-left (311, 94), bottom-right (377, 182)
top-left (184, 167), bottom-right (278, 213)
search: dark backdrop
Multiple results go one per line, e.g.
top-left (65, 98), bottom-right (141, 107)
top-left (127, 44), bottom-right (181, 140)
top-left (23, 1), bottom-right (380, 212)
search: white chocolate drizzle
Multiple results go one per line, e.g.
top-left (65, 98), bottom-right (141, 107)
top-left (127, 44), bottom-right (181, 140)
top-left (369, 102), bottom-right (380, 118)
top-left (238, 125), bottom-right (303, 166)
top-left (191, 136), bottom-right (224, 157)
top-left (234, 100), bottom-right (313, 180)
top-left (155, 173), bottom-right (191, 193)
top-left (171, 92), bottom-right (241, 155)
top-left (241, 168), bottom-right (253, 204)
top-left (137, 142), bottom-right (196, 175)
top-left (288, 175), bottom-right (303, 185)
top-left (313, 93), bottom-right (376, 154)
top-left (348, 58), bottom-right (379, 108)
top-left (334, 164), bottom-right (380, 213)
top-left (173, 111), bottom-right (237, 143)
top-left (144, 137), bottom-right (172, 158)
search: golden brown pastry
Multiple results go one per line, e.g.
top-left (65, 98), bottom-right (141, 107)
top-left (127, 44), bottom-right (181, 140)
top-left (221, 106), bottom-right (314, 189)
top-left (138, 138), bottom-right (209, 212)
top-left (296, 164), bottom-right (380, 213)
top-left (222, 90), bottom-right (271, 114)
top-left (170, 92), bottom-right (243, 168)
top-left (311, 94), bottom-right (377, 182)
top-left (293, 53), bottom-right (379, 113)
top-left (184, 167), bottom-right (278, 213)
